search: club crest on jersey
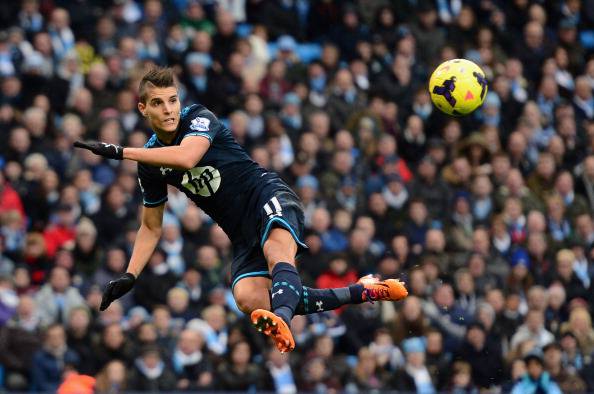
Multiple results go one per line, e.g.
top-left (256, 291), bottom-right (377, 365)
top-left (190, 117), bottom-right (210, 132)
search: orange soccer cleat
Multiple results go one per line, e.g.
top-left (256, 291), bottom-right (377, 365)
top-left (357, 274), bottom-right (408, 302)
top-left (251, 309), bottom-right (296, 353)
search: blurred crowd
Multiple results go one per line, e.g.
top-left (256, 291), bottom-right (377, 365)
top-left (1, 0), bottom-right (594, 393)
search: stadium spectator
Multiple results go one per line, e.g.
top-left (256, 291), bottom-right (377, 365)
top-left (93, 360), bottom-right (127, 394)
top-left (30, 323), bottom-right (79, 392)
top-left (543, 341), bottom-right (587, 393)
top-left (511, 309), bottom-right (555, 351)
top-left (390, 336), bottom-right (436, 393)
top-left (34, 266), bottom-right (85, 327)
top-left (65, 306), bottom-right (93, 375)
top-left (215, 340), bottom-right (261, 391)
top-left (127, 345), bottom-right (177, 392)
top-left (93, 322), bottom-right (134, 374)
top-left (0, 313), bottom-right (40, 391)
top-left (171, 328), bottom-right (213, 391)
top-left (455, 322), bottom-right (504, 389)
top-left (261, 347), bottom-right (297, 393)
top-left (346, 346), bottom-right (389, 391)
top-left (511, 350), bottom-right (562, 394)
top-left (423, 283), bottom-right (470, 352)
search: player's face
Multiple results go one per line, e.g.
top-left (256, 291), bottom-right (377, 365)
top-left (138, 86), bottom-right (181, 135)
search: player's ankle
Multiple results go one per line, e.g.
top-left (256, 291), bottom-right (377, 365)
top-left (274, 306), bottom-right (293, 326)
top-left (349, 284), bottom-right (365, 304)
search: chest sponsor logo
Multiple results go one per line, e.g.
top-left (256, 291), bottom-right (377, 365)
top-left (181, 166), bottom-right (221, 197)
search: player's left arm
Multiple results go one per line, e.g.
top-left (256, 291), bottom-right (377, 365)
top-left (123, 136), bottom-right (209, 170)
top-left (74, 136), bottom-right (210, 170)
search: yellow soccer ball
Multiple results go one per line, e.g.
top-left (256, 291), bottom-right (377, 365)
top-left (428, 59), bottom-right (488, 116)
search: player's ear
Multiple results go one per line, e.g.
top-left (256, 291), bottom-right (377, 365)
top-left (138, 102), bottom-right (147, 117)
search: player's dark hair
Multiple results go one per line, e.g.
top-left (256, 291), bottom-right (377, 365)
top-left (139, 67), bottom-right (176, 103)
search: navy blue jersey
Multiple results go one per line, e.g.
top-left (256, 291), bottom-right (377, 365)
top-left (138, 104), bottom-right (281, 241)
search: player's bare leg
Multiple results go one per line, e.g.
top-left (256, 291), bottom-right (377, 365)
top-left (251, 228), bottom-right (299, 353)
top-left (233, 276), bottom-right (271, 313)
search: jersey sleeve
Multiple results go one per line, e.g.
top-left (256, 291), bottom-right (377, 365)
top-left (137, 162), bottom-right (168, 207)
top-left (179, 105), bottom-right (223, 144)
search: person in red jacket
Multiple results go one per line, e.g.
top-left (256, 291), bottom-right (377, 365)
top-left (316, 254), bottom-right (359, 293)
top-left (43, 204), bottom-right (76, 259)
top-left (0, 172), bottom-right (25, 219)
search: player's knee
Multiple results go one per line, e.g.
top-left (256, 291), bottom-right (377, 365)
top-left (233, 276), bottom-right (271, 314)
top-left (234, 284), bottom-right (270, 314)
top-left (235, 292), bottom-right (265, 314)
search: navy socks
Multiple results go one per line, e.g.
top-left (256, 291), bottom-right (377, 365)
top-left (293, 285), bottom-right (365, 315)
top-left (270, 262), bottom-right (302, 325)
top-left (269, 263), bottom-right (366, 321)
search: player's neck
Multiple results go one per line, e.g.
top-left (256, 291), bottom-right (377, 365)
top-left (154, 128), bottom-right (176, 145)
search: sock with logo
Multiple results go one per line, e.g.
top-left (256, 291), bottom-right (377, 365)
top-left (274, 284), bottom-right (365, 315)
top-left (270, 262), bottom-right (303, 325)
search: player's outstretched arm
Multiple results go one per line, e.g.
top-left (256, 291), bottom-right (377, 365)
top-left (100, 204), bottom-right (165, 310)
top-left (123, 135), bottom-right (209, 169)
top-left (74, 136), bottom-right (209, 170)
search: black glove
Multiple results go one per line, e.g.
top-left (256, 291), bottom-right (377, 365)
top-left (74, 140), bottom-right (124, 160)
top-left (100, 273), bottom-right (136, 311)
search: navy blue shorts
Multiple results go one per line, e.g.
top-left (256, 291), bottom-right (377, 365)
top-left (230, 183), bottom-right (307, 290)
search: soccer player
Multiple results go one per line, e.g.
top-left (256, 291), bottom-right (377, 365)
top-left (74, 68), bottom-right (407, 353)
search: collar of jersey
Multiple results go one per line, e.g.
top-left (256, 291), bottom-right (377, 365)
top-left (154, 128), bottom-right (183, 146)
